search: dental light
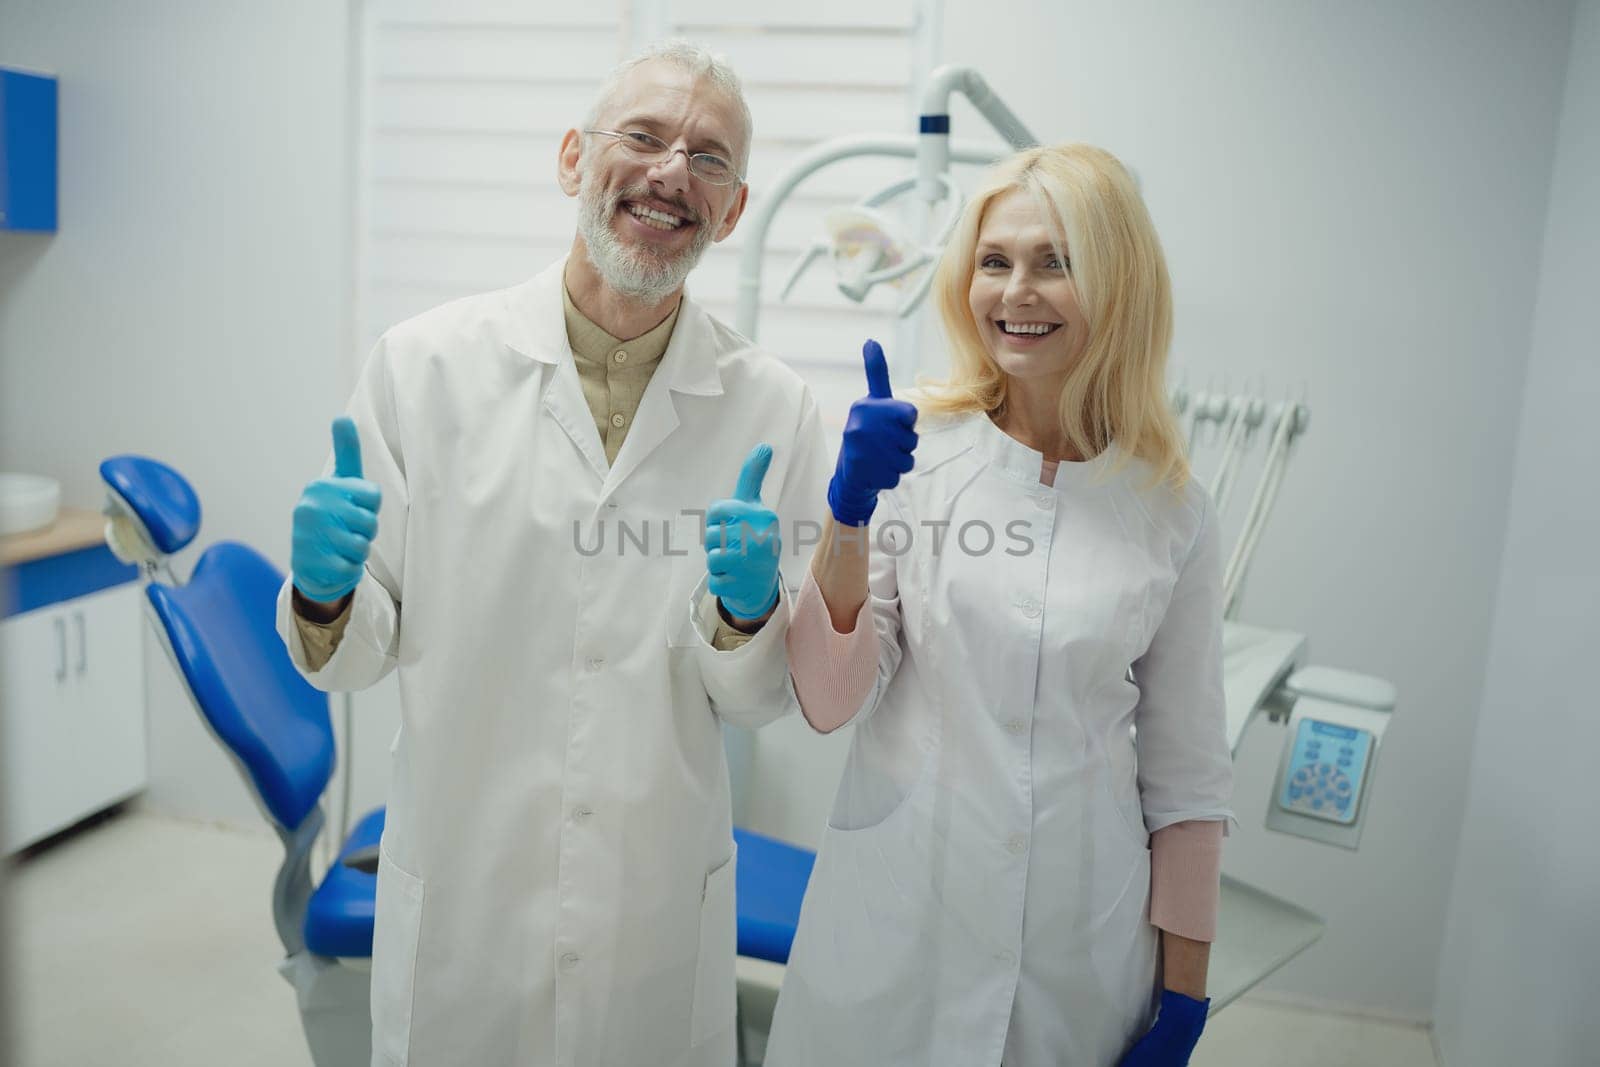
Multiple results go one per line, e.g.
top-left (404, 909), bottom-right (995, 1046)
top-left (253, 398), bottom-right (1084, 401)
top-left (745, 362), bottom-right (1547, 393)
top-left (778, 175), bottom-right (963, 316)
top-left (735, 65), bottom-right (1038, 340)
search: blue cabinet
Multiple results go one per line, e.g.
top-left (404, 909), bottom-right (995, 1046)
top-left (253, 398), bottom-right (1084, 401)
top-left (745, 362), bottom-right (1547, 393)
top-left (0, 68), bottom-right (58, 232)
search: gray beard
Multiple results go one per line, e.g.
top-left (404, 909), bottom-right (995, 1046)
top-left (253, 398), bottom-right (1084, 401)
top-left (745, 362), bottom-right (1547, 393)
top-left (576, 179), bottom-right (714, 305)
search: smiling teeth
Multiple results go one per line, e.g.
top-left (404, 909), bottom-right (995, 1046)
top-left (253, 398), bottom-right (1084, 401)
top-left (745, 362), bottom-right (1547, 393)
top-left (1002, 322), bottom-right (1056, 335)
top-left (627, 204), bottom-right (685, 230)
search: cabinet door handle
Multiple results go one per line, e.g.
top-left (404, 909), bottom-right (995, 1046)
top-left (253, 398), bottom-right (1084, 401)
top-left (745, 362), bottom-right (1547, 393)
top-left (54, 616), bottom-right (68, 683)
top-left (74, 611), bottom-right (87, 677)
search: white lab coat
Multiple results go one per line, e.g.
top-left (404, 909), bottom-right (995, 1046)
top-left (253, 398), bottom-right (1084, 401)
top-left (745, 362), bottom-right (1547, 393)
top-left (275, 260), bottom-right (831, 1066)
top-left (765, 412), bottom-right (1234, 1067)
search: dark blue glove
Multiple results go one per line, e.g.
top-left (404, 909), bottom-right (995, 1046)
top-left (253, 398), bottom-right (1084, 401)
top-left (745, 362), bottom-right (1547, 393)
top-left (291, 417), bottom-right (381, 603)
top-left (705, 444), bottom-right (782, 621)
top-left (826, 339), bottom-right (918, 527)
top-left (1118, 990), bottom-right (1210, 1066)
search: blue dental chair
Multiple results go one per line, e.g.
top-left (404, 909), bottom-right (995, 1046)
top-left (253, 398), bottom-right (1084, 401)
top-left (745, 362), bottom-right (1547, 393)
top-left (100, 455), bottom-right (380, 1065)
top-left (100, 453), bottom-right (820, 1066)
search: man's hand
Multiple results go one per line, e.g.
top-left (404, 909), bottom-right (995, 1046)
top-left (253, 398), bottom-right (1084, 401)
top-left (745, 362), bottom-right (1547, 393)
top-left (705, 444), bottom-right (782, 623)
top-left (291, 417), bottom-right (381, 611)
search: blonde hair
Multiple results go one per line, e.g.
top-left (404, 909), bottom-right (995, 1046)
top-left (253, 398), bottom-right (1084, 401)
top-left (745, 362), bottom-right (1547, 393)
top-left (920, 143), bottom-right (1189, 490)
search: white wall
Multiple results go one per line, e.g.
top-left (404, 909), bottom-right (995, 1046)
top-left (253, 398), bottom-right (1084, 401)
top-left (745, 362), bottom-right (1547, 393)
top-left (927, 1), bottom-right (1575, 1021)
top-left (0, 0), bottom-right (399, 831)
top-left (1433, 1), bottom-right (1599, 1063)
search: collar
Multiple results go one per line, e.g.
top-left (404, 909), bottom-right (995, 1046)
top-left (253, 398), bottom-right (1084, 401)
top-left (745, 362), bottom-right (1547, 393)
top-left (504, 259), bottom-right (723, 396)
top-left (971, 410), bottom-right (1118, 489)
top-left (561, 282), bottom-right (679, 368)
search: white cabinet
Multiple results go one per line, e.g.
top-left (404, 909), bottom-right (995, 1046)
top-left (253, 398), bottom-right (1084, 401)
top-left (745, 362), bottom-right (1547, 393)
top-left (1, 582), bottom-right (147, 853)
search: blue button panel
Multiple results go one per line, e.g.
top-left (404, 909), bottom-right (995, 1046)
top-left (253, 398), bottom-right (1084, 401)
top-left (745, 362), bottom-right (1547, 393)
top-left (1278, 719), bottom-right (1372, 825)
top-left (3, 544), bottom-right (138, 619)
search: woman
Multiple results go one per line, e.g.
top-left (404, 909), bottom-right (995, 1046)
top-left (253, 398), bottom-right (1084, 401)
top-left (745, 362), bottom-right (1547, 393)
top-left (764, 144), bottom-right (1234, 1067)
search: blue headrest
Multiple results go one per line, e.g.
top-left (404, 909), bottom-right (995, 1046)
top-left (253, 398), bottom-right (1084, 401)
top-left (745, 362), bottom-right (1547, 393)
top-left (146, 541), bottom-right (334, 831)
top-left (99, 455), bottom-right (202, 555)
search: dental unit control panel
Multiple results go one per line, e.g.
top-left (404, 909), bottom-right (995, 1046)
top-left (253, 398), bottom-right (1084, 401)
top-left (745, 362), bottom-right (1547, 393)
top-left (1263, 665), bottom-right (1396, 849)
top-left (1278, 719), bottom-right (1373, 825)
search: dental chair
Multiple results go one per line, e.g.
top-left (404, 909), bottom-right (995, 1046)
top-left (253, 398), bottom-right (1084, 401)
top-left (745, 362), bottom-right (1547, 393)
top-left (99, 455), bottom-right (379, 1066)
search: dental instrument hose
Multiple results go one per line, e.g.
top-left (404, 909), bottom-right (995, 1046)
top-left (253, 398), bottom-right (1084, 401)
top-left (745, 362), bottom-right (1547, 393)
top-left (1223, 401), bottom-right (1298, 617)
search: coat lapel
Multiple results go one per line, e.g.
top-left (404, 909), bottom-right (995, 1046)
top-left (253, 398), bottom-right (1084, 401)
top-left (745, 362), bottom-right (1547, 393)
top-left (602, 295), bottom-right (724, 496)
top-left (502, 261), bottom-right (609, 483)
top-left (543, 359), bottom-right (609, 484)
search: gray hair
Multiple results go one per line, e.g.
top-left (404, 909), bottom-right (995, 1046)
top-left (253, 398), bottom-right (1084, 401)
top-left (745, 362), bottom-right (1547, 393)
top-left (582, 39), bottom-right (753, 173)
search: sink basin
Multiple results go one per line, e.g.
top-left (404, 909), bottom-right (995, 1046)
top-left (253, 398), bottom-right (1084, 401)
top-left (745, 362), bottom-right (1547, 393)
top-left (0, 473), bottom-right (62, 536)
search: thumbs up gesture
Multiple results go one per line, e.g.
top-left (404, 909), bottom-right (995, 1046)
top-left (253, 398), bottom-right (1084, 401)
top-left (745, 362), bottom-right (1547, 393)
top-left (827, 339), bottom-right (919, 527)
top-left (291, 416), bottom-right (383, 605)
top-left (705, 443), bottom-right (783, 622)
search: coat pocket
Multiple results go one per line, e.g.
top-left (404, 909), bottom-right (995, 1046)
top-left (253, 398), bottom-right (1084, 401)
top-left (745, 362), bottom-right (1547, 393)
top-left (667, 521), bottom-right (710, 649)
top-left (690, 846), bottom-right (738, 1048)
top-left (371, 847), bottom-right (425, 1066)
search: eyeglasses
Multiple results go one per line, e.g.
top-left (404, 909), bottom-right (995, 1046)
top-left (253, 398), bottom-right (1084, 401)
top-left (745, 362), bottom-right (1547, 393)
top-left (582, 129), bottom-right (744, 186)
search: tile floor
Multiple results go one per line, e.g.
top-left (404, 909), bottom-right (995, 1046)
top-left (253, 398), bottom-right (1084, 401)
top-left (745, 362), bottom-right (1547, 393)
top-left (3, 809), bottom-right (1441, 1066)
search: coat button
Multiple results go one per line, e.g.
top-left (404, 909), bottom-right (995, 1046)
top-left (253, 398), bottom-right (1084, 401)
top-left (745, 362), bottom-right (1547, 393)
top-left (1034, 494), bottom-right (1053, 511)
top-left (611, 412), bottom-right (627, 428)
top-left (1005, 719), bottom-right (1026, 736)
top-left (613, 349), bottom-right (629, 365)
top-left (1019, 599), bottom-right (1042, 619)
top-left (560, 952), bottom-right (581, 971)
top-left (1006, 834), bottom-right (1028, 855)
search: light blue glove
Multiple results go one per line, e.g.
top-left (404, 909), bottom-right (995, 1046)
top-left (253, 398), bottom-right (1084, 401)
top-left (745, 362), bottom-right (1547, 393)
top-left (704, 444), bottom-right (781, 621)
top-left (291, 417), bottom-right (381, 604)
top-left (1118, 990), bottom-right (1210, 1067)
top-left (827, 339), bottom-right (918, 527)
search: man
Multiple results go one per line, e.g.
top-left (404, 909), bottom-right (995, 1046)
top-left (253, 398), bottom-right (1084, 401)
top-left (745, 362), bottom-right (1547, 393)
top-left (278, 41), bottom-right (829, 1066)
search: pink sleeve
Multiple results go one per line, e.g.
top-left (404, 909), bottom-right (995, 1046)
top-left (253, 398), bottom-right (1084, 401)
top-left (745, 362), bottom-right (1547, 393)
top-left (785, 568), bottom-right (879, 733)
top-left (1148, 819), bottom-right (1225, 942)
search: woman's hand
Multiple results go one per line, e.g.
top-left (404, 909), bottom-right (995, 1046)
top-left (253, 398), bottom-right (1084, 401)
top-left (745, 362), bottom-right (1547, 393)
top-left (1118, 989), bottom-right (1210, 1066)
top-left (826, 339), bottom-right (918, 527)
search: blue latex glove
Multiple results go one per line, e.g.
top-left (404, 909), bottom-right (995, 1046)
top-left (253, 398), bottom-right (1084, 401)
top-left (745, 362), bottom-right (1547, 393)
top-left (705, 444), bottom-right (782, 621)
top-left (1118, 990), bottom-right (1210, 1067)
top-left (827, 339), bottom-right (918, 527)
top-left (291, 417), bottom-right (382, 604)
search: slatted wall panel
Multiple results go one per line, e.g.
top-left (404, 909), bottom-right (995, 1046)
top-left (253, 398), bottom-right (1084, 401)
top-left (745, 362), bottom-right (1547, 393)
top-left (360, 1), bottom-right (626, 351)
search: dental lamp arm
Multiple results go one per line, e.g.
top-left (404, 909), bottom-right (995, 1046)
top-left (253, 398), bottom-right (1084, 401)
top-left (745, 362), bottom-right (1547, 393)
top-left (778, 243), bottom-right (828, 301)
top-left (919, 65), bottom-right (1038, 149)
top-left (916, 65), bottom-right (1038, 202)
